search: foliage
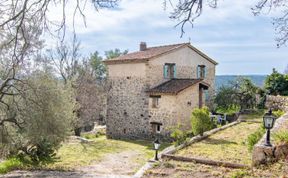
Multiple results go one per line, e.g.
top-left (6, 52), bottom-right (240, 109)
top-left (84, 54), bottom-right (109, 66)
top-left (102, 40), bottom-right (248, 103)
top-left (215, 77), bottom-right (259, 111)
top-left (88, 51), bottom-right (107, 79)
top-left (216, 105), bottom-right (240, 115)
top-left (247, 125), bottom-right (265, 152)
top-left (265, 68), bottom-right (288, 96)
top-left (273, 131), bottom-right (288, 145)
top-left (0, 157), bottom-right (23, 174)
top-left (105, 48), bottom-right (128, 59)
top-left (273, 110), bottom-right (285, 118)
top-left (191, 107), bottom-right (213, 136)
top-left (0, 72), bottom-right (75, 163)
top-left (170, 125), bottom-right (192, 146)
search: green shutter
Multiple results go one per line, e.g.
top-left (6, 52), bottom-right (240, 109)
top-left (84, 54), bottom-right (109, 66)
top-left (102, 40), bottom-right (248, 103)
top-left (204, 66), bottom-right (207, 78)
top-left (163, 65), bottom-right (168, 78)
top-left (173, 65), bottom-right (176, 78)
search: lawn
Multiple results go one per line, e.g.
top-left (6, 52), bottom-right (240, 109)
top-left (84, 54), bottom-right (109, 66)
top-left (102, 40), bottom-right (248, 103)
top-left (144, 160), bottom-right (287, 178)
top-left (47, 135), bottom-right (170, 171)
top-left (175, 111), bottom-right (265, 165)
top-left (0, 135), bottom-right (170, 174)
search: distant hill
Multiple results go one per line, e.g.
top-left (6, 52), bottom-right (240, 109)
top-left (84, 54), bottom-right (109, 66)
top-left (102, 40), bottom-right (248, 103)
top-left (215, 75), bottom-right (267, 90)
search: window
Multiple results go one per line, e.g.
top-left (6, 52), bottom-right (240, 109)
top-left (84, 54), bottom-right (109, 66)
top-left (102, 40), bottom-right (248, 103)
top-left (163, 63), bottom-right (176, 79)
top-left (150, 122), bottom-right (163, 134)
top-left (151, 95), bottom-right (161, 108)
top-left (156, 125), bottom-right (161, 133)
top-left (197, 65), bottom-right (206, 79)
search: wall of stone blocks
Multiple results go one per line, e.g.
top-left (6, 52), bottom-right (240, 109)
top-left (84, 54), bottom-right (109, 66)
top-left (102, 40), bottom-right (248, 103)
top-left (106, 76), bottom-right (151, 139)
top-left (265, 95), bottom-right (288, 112)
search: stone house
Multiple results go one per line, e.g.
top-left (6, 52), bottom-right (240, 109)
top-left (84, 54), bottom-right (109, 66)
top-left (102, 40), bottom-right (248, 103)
top-left (104, 42), bottom-right (217, 140)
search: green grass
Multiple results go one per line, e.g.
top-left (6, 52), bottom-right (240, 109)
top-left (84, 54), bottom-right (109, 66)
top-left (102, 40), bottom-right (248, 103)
top-left (0, 158), bottom-right (24, 174)
top-left (0, 136), bottom-right (170, 174)
top-left (273, 130), bottom-right (288, 145)
top-left (240, 109), bottom-right (265, 121)
top-left (175, 111), bottom-right (265, 165)
top-left (176, 122), bottom-right (260, 165)
top-left (47, 136), bottom-right (170, 171)
top-left (144, 160), bottom-right (287, 178)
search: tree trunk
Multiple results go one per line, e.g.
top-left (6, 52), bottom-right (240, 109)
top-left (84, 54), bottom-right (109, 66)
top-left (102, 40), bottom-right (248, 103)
top-left (74, 127), bottom-right (82, 136)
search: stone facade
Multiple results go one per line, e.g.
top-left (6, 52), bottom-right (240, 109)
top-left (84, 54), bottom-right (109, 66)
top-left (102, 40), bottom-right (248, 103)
top-left (265, 95), bottom-right (288, 112)
top-left (105, 44), bottom-right (217, 140)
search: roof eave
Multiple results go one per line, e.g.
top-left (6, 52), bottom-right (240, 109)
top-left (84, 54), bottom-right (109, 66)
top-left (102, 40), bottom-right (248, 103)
top-left (187, 44), bottom-right (218, 65)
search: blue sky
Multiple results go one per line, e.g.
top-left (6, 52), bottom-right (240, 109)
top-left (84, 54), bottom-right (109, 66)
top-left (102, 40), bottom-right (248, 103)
top-left (48, 0), bottom-right (288, 75)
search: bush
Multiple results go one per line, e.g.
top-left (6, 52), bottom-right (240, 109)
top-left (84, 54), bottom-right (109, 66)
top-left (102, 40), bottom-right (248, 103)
top-left (273, 110), bottom-right (285, 118)
top-left (247, 126), bottom-right (265, 152)
top-left (273, 131), bottom-right (288, 144)
top-left (170, 125), bottom-right (192, 146)
top-left (191, 107), bottom-right (213, 136)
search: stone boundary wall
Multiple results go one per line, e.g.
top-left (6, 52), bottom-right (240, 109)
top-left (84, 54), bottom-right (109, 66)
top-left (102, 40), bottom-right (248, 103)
top-left (252, 112), bottom-right (288, 166)
top-left (265, 95), bottom-right (288, 112)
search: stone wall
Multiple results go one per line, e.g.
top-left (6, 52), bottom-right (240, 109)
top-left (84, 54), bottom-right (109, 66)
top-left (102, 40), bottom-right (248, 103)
top-left (147, 46), bottom-right (216, 99)
top-left (252, 112), bottom-right (288, 166)
top-left (106, 76), bottom-right (151, 139)
top-left (105, 45), bottom-right (217, 140)
top-left (265, 95), bottom-right (288, 112)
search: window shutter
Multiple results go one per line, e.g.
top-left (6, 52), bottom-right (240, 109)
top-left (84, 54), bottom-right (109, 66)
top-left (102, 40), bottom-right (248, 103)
top-left (163, 65), bottom-right (167, 78)
top-left (173, 65), bottom-right (176, 78)
top-left (204, 67), bottom-right (207, 78)
top-left (197, 66), bottom-right (200, 79)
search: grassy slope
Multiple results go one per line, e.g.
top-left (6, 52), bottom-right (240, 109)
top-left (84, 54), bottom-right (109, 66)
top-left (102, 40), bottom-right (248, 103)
top-left (176, 111), bottom-right (265, 165)
top-left (176, 122), bottom-right (260, 165)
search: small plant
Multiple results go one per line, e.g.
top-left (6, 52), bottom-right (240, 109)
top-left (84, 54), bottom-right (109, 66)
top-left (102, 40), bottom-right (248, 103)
top-left (247, 126), bottom-right (265, 152)
top-left (163, 162), bottom-right (175, 168)
top-left (170, 125), bottom-right (190, 146)
top-left (273, 131), bottom-right (288, 144)
top-left (191, 107), bottom-right (213, 136)
top-left (231, 170), bottom-right (249, 178)
top-left (273, 110), bottom-right (285, 118)
top-left (0, 158), bottom-right (23, 174)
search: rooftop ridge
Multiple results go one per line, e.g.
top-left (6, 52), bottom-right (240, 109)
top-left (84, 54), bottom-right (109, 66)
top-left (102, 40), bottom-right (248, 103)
top-left (146, 42), bottom-right (190, 50)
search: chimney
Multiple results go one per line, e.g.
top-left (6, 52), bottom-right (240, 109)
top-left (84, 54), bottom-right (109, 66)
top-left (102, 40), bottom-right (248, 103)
top-left (140, 42), bottom-right (147, 51)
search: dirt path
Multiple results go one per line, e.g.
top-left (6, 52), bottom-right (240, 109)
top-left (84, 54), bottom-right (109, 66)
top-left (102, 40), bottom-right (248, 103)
top-left (1, 150), bottom-right (144, 178)
top-left (77, 150), bottom-right (142, 175)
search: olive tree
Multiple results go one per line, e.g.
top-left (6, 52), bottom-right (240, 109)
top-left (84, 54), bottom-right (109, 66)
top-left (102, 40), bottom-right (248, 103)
top-left (0, 71), bottom-right (75, 162)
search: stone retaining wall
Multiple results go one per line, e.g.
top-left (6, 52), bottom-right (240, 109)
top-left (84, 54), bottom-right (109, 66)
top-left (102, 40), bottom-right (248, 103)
top-left (265, 95), bottom-right (288, 112)
top-left (252, 112), bottom-right (288, 166)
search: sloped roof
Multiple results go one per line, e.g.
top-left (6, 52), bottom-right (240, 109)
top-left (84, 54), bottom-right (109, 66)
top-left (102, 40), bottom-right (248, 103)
top-left (103, 43), bottom-right (217, 65)
top-left (146, 79), bottom-right (210, 95)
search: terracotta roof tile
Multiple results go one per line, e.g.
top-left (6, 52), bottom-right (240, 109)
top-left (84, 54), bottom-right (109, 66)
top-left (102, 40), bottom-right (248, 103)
top-left (146, 79), bottom-right (209, 95)
top-left (104, 43), bottom-right (189, 63)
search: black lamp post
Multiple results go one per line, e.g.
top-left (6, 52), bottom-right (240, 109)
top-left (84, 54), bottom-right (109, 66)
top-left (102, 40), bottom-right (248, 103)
top-left (153, 138), bottom-right (160, 161)
top-left (263, 109), bottom-right (276, 147)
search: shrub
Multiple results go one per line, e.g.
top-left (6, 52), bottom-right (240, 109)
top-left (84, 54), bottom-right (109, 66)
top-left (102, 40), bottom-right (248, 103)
top-left (170, 125), bottom-right (191, 146)
top-left (191, 107), bottom-right (213, 136)
top-left (273, 110), bottom-right (285, 118)
top-left (247, 126), bottom-right (265, 152)
top-left (273, 131), bottom-right (288, 144)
